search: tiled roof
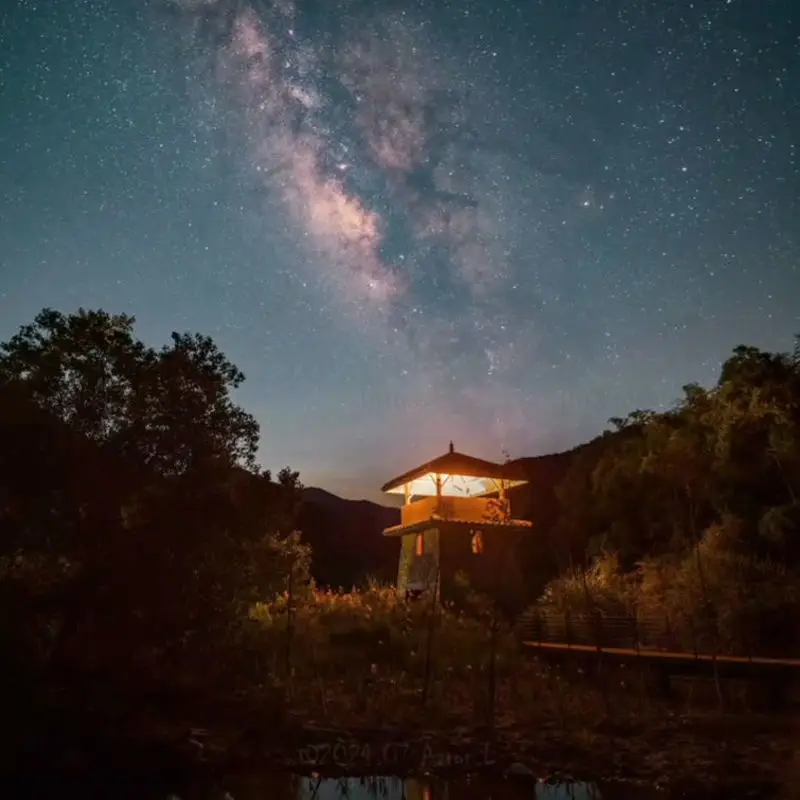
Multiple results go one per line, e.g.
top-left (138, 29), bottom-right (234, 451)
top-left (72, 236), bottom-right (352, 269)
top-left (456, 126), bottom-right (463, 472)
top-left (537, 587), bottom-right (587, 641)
top-left (381, 446), bottom-right (528, 493)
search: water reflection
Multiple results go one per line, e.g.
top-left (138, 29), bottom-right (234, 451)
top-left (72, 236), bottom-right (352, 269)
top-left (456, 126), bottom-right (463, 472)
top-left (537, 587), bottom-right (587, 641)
top-left (166, 772), bottom-right (664, 800)
top-left (291, 775), bottom-right (601, 799)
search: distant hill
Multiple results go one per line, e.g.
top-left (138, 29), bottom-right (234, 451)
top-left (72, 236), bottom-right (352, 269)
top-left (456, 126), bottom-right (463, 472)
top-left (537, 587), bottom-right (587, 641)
top-left (298, 487), bottom-right (400, 589)
top-left (504, 433), bottom-right (637, 599)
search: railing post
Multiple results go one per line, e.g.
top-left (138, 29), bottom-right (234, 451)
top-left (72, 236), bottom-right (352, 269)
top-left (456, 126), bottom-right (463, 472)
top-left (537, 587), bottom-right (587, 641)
top-left (664, 612), bottom-right (674, 652)
top-left (565, 609), bottom-right (572, 648)
top-left (593, 608), bottom-right (604, 653)
top-left (535, 608), bottom-right (543, 646)
top-left (744, 612), bottom-right (754, 663)
top-left (688, 613), bottom-right (699, 660)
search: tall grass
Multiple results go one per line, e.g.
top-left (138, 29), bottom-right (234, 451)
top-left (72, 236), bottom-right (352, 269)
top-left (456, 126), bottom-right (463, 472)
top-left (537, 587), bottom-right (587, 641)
top-left (245, 579), bottom-right (667, 731)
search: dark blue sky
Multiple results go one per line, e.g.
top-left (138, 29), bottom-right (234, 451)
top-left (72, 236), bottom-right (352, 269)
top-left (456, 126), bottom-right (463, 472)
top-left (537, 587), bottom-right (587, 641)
top-left (2, 0), bottom-right (798, 500)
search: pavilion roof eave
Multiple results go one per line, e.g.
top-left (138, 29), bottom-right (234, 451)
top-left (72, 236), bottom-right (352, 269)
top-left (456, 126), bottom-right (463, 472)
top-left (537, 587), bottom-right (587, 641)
top-left (382, 518), bottom-right (534, 537)
top-left (381, 449), bottom-right (528, 494)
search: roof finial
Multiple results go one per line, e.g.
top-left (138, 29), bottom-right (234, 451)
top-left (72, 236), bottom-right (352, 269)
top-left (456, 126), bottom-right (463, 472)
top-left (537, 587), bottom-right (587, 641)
top-left (449, 440), bottom-right (454, 454)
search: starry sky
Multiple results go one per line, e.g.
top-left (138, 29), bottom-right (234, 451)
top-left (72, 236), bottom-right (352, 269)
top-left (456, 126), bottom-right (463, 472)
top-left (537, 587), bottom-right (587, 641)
top-left (1, 0), bottom-right (798, 502)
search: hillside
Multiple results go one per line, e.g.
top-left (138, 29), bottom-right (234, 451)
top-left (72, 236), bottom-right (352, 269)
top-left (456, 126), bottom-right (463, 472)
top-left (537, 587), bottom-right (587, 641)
top-left (298, 487), bottom-right (401, 588)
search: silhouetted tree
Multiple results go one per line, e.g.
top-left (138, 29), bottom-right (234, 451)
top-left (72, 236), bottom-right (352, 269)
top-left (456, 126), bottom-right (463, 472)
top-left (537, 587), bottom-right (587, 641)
top-left (0, 307), bottom-right (304, 698)
top-left (0, 307), bottom-right (260, 474)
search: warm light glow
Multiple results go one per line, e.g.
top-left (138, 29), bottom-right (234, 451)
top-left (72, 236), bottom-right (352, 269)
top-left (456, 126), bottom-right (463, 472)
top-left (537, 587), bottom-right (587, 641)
top-left (415, 533), bottom-right (425, 556)
top-left (471, 530), bottom-right (484, 554)
top-left (385, 472), bottom-right (526, 497)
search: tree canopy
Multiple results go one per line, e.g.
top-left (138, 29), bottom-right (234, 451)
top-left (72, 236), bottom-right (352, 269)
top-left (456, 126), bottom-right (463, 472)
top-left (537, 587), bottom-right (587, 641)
top-left (539, 337), bottom-right (800, 654)
top-left (0, 307), bottom-right (305, 688)
top-left (0, 307), bottom-right (260, 475)
top-left (551, 338), bottom-right (800, 566)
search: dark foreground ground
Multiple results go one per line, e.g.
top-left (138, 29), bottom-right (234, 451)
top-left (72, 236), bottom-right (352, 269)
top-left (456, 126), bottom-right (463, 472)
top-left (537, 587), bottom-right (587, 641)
top-left (1, 704), bottom-right (798, 799)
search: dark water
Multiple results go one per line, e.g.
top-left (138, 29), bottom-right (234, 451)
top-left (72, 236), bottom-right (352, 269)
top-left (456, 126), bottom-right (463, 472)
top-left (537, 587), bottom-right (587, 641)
top-left (3, 769), bottom-right (668, 799)
top-left (201, 774), bottom-right (628, 799)
top-left (293, 776), bottom-right (599, 798)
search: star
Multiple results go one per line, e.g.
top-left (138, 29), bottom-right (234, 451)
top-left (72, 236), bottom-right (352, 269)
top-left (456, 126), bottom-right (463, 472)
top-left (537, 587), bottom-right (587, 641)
top-left (0, 0), bottom-right (797, 499)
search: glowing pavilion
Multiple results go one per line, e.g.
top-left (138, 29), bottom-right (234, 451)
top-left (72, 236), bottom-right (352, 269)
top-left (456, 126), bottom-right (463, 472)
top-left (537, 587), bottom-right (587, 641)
top-left (381, 442), bottom-right (532, 600)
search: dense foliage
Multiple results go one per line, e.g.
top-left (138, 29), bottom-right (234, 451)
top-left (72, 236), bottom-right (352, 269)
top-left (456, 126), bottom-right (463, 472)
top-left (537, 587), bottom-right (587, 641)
top-left (251, 576), bottom-right (514, 676)
top-left (0, 308), bottom-right (305, 712)
top-left (539, 339), bottom-right (800, 655)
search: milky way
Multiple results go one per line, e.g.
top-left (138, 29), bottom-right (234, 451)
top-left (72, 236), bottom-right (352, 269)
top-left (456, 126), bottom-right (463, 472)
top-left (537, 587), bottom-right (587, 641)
top-left (171, 0), bottom-right (539, 438)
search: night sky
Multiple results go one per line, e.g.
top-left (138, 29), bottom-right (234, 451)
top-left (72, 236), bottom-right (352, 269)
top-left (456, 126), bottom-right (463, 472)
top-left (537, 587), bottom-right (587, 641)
top-left (1, 0), bottom-right (798, 501)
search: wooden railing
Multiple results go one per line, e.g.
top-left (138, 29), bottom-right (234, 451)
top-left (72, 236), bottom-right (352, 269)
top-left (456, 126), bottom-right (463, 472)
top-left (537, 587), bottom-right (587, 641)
top-left (401, 496), bottom-right (507, 526)
top-left (518, 608), bottom-right (800, 661)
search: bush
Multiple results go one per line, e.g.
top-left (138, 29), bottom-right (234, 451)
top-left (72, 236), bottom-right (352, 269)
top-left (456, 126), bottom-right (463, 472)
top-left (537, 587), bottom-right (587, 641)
top-left (249, 579), bottom-right (520, 680)
top-left (537, 524), bottom-right (800, 656)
